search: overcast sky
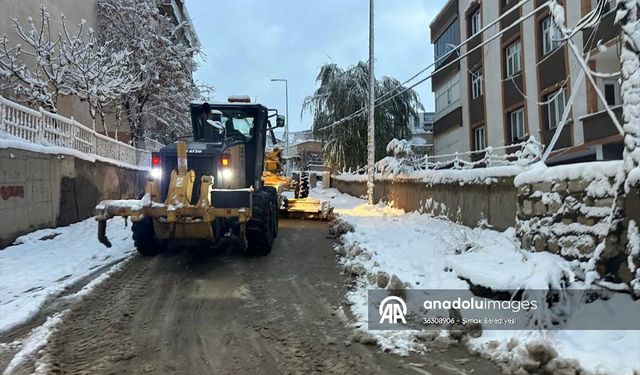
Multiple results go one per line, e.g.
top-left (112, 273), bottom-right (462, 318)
top-left (186, 0), bottom-right (445, 133)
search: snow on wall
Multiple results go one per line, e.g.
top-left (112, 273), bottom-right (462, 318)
top-left (333, 165), bottom-right (525, 185)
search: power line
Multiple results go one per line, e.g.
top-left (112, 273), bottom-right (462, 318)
top-left (322, 0), bottom-right (608, 132)
top-left (315, 0), bottom-right (538, 131)
top-left (351, 0), bottom-right (553, 125)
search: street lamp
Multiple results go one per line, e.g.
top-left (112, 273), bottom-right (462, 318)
top-left (270, 78), bottom-right (289, 174)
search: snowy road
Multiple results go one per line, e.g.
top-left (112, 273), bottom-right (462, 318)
top-left (0, 218), bottom-right (500, 375)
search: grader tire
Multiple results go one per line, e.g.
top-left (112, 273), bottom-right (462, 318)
top-left (261, 186), bottom-right (279, 238)
top-left (299, 172), bottom-right (310, 199)
top-left (132, 217), bottom-right (161, 256)
top-left (246, 191), bottom-right (274, 255)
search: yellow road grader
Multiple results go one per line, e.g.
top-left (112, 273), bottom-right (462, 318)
top-left (95, 97), bottom-right (330, 256)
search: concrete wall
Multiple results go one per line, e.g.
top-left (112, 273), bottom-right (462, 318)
top-left (330, 177), bottom-right (517, 231)
top-left (0, 148), bottom-right (147, 247)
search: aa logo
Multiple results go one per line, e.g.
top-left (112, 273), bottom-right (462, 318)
top-left (379, 296), bottom-right (407, 324)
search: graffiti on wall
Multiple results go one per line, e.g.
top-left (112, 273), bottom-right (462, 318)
top-left (0, 185), bottom-right (25, 200)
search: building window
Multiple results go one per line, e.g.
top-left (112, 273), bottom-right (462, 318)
top-left (509, 107), bottom-right (526, 142)
top-left (435, 75), bottom-right (460, 115)
top-left (542, 17), bottom-right (562, 55)
top-left (505, 40), bottom-right (521, 78)
top-left (434, 19), bottom-right (459, 66)
top-left (546, 87), bottom-right (567, 129)
top-left (471, 69), bottom-right (483, 99)
top-left (473, 126), bottom-right (485, 151)
top-left (470, 10), bottom-right (481, 36)
top-left (604, 80), bottom-right (619, 105)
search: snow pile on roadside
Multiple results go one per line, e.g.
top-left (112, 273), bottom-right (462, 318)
top-left (0, 217), bottom-right (135, 333)
top-left (1, 313), bottom-right (63, 375)
top-left (312, 187), bottom-right (640, 375)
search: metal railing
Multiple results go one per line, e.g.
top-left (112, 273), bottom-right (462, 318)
top-left (0, 95), bottom-right (157, 168)
top-left (341, 137), bottom-right (543, 176)
top-left (421, 137), bottom-right (543, 170)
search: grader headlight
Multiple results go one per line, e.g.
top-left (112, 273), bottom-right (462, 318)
top-left (150, 153), bottom-right (162, 180)
top-left (221, 168), bottom-right (233, 180)
top-left (219, 154), bottom-right (232, 180)
top-left (150, 168), bottom-right (162, 180)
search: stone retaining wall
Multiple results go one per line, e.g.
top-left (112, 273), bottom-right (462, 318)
top-left (515, 162), bottom-right (640, 283)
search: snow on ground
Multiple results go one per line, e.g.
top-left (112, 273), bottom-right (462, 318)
top-left (0, 217), bottom-right (135, 333)
top-left (311, 187), bottom-right (640, 375)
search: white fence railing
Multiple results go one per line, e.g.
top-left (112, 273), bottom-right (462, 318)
top-left (421, 137), bottom-right (543, 170)
top-left (0, 95), bottom-right (159, 168)
top-left (343, 137), bottom-right (544, 176)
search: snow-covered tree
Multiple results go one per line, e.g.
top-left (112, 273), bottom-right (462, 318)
top-left (97, 0), bottom-right (200, 145)
top-left (0, 6), bottom-right (73, 111)
top-left (303, 62), bottom-right (422, 171)
top-left (60, 16), bottom-right (138, 134)
top-left (196, 83), bottom-right (216, 103)
top-left (0, 5), bottom-right (139, 137)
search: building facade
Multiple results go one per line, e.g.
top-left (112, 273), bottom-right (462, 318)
top-left (286, 130), bottom-right (326, 172)
top-left (429, 0), bottom-right (623, 164)
top-left (408, 111), bottom-right (435, 156)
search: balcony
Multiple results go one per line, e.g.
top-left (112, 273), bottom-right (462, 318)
top-left (582, 9), bottom-right (619, 51)
top-left (433, 107), bottom-right (462, 135)
top-left (580, 105), bottom-right (623, 143)
top-left (541, 123), bottom-right (572, 150)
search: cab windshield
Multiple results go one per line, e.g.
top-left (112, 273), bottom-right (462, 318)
top-left (192, 105), bottom-right (256, 143)
top-left (220, 111), bottom-right (254, 141)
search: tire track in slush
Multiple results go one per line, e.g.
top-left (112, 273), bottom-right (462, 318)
top-left (26, 219), bottom-right (500, 374)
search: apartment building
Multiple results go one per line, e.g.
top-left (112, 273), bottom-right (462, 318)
top-left (429, 0), bottom-right (624, 164)
top-left (408, 111), bottom-right (435, 156)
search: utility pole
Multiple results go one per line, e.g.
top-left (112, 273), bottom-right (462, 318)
top-left (617, 0), bottom-right (640, 194)
top-left (366, 0), bottom-right (375, 205)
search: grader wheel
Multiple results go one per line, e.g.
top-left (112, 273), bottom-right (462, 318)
top-left (132, 217), bottom-right (161, 256)
top-left (246, 190), bottom-right (275, 255)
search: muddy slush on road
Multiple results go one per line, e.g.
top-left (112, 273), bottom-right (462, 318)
top-left (1, 219), bottom-right (500, 374)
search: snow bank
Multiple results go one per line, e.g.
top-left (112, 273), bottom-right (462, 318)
top-left (1, 313), bottom-right (63, 375)
top-left (0, 217), bottom-right (135, 333)
top-left (315, 188), bottom-right (640, 375)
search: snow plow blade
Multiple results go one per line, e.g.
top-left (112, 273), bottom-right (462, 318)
top-left (281, 197), bottom-right (333, 220)
top-left (94, 188), bottom-right (252, 248)
top-left (97, 220), bottom-right (112, 248)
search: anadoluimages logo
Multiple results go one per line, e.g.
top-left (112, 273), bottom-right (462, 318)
top-left (379, 296), bottom-right (407, 324)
